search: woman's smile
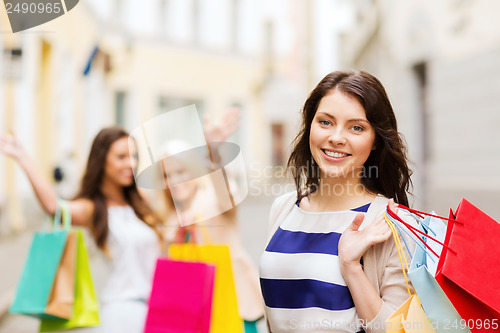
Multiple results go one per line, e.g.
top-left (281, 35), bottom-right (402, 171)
top-left (322, 148), bottom-right (351, 160)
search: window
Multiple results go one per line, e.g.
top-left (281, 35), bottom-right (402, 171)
top-left (264, 20), bottom-right (274, 75)
top-left (192, 0), bottom-right (200, 45)
top-left (112, 0), bottom-right (125, 26)
top-left (271, 123), bottom-right (285, 166)
top-left (2, 48), bottom-right (22, 80)
top-left (230, 0), bottom-right (240, 50)
top-left (115, 91), bottom-right (127, 126)
top-left (158, 96), bottom-right (205, 116)
top-left (413, 62), bottom-right (429, 162)
top-left (158, 0), bottom-right (169, 35)
top-left (157, 96), bottom-right (206, 145)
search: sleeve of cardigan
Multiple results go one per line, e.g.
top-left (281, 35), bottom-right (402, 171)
top-left (362, 210), bottom-right (418, 333)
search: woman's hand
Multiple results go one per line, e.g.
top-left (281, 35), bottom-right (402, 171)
top-left (174, 212), bottom-right (198, 243)
top-left (203, 107), bottom-right (241, 145)
top-left (338, 199), bottom-right (397, 272)
top-left (0, 132), bottom-right (25, 161)
top-left (179, 210), bottom-right (197, 227)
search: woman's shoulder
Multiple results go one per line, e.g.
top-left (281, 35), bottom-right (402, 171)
top-left (68, 198), bottom-right (95, 227)
top-left (271, 191), bottom-right (297, 216)
top-left (265, 191), bottom-right (297, 242)
top-left (367, 194), bottom-right (415, 218)
top-left (269, 191), bottom-right (297, 223)
top-left (363, 194), bottom-right (416, 229)
top-left (270, 191), bottom-right (297, 212)
top-left (368, 194), bottom-right (390, 211)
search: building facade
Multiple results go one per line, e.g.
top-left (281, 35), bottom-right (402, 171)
top-left (1, 0), bottom-right (268, 233)
top-left (339, 0), bottom-right (500, 219)
top-left (1, 0), bottom-right (349, 233)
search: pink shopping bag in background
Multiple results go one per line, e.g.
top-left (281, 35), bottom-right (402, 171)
top-left (144, 258), bottom-right (215, 333)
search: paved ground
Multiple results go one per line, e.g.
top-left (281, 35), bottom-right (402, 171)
top-left (0, 231), bottom-right (33, 320)
top-left (0, 193), bottom-right (276, 332)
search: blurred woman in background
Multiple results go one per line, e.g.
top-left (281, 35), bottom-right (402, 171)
top-left (160, 109), bottom-right (265, 333)
top-left (0, 127), bottom-right (162, 333)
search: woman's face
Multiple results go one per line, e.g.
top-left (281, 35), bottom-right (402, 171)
top-left (309, 88), bottom-right (376, 182)
top-left (162, 158), bottom-right (197, 204)
top-left (103, 137), bottom-right (137, 187)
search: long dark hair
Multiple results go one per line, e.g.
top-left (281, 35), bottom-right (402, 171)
top-left (75, 127), bottom-right (162, 250)
top-left (288, 70), bottom-right (413, 206)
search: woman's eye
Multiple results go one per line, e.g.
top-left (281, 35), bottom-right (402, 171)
top-left (351, 125), bottom-right (364, 132)
top-left (319, 120), bottom-right (330, 126)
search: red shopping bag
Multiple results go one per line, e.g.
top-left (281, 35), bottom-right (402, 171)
top-left (389, 201), bottom-right (499, 332)
top-left (435, 199), bottom-right (500, 330)
top-left (144, 258), bottom-right (215, 333)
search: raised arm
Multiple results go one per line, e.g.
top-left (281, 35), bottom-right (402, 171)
top-left (203, 108), bottom-right (241, 215)
top-left (0, 133), bottom-right (94, 226)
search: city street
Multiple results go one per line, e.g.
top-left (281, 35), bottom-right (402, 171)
top-left (2, 0), bottom-right (500, 331)
top-left (0, 193), bottom-right (276, 332)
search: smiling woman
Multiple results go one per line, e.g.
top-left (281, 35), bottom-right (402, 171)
top-left (0, 127), bottom-right (162, 333)
top-left (260, 70), bottom-right (416, 333)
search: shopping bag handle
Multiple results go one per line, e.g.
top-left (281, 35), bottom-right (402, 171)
top-left (384, 211), bottom-right (422, 260)
top-left (386, 206), bottom-right (456, 257)
top-left (42, 198), bottom-right (71, 232)
top-left (387, 206), bottom-right (448, 257)
top-left (384, 210), bottom-right (440, 264)
top-left (383, 212), bottom-right (412, 297)
top-left (384, 213), bottom-right (428, 308)
top-left (174, 215), bottom-right (212, 261)
top-left (53, 199), bottom-right (71, 230)
top-left (396, 204), bottom-right (464, 225)
top-left (170, 213), bottom-right (214, 261)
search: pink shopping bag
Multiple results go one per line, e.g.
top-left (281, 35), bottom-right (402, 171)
top-left (144, 258), bottom-right (215, 333)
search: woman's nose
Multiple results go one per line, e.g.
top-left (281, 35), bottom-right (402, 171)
top-left (328, 128), bottom-right (347, 145)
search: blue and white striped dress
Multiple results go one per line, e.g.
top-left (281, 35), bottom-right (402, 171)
top-left (260, 201), bottom-right (369, 333)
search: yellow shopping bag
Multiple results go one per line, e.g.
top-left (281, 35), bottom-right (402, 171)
top-left (39, 230), bottom-right (100, 332)
top-left (384, 211), bottom-right (436, 333)
top-left (169, 243), bottom-right (243, 333)
top-left (386, 295), bottom-right (436, 333)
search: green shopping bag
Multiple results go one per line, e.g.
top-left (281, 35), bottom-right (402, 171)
top-left (39, 230), bottom-right (100, 331)
top-left (9, 201), bottom-right (71, 318)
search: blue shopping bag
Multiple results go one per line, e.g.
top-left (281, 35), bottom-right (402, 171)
top-left (9, 201), bottom-right (71, 318)
top-left (407, 217), bottom-right (470, 333)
